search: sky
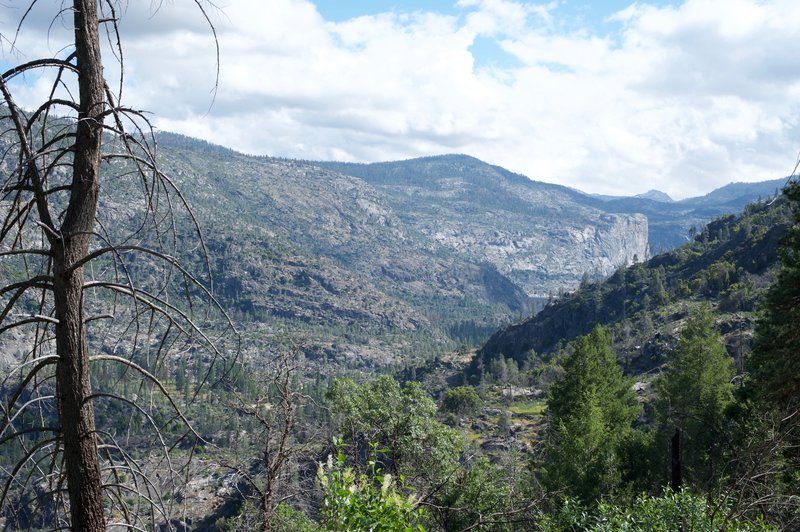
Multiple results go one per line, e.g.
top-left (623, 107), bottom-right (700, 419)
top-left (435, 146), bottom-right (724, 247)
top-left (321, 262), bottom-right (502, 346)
top-left (2, 0), bottom-right (800, 199)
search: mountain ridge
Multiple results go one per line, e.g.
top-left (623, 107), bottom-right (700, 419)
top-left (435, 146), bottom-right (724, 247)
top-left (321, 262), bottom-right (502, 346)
top-left (141, 133), bottom-right (787, 366)
top-left (471, 193), bottom-right (794, 378)
top-left (317, 155), bottom-right (648, 297)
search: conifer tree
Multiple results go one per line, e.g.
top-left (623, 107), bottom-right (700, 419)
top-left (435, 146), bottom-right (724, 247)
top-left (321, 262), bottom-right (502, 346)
top-left (542, 325), bottom-right (639, 502)
top-left (735, 182), bottom-right (800, 527)
top-left (654, 305), bottom-right (734, 490)
top-left (751, 181), bottom-right (800, 410)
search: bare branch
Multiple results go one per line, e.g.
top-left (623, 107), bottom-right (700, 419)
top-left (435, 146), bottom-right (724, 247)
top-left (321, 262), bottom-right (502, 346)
top-left (87, 356), bottom-right (203, 442)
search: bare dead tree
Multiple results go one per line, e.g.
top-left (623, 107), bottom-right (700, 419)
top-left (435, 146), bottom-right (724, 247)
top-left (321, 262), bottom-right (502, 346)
top-left (719, 405), bottom-right (800, 529)
top-left (0, 2), bottom-right (237, 530)
top-left (221, 350), bottom-right (317, 532)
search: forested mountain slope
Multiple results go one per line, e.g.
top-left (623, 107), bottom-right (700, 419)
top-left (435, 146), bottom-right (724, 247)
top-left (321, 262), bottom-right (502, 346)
top-left (147, 135), bottom-right (531, 366)
top-left (474, 192), bottom-right (794, 376)
top-left (584, 177), bottom-right (787, 253)
top-left (145, 136), bottom-right (788, 367)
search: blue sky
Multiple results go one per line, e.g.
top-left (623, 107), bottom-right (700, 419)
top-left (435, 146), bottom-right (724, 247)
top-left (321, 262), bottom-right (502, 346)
top-left (314, 1), bottom-right (676, 69)
top-left (315, 1), bottom-right (462, 20)
top-left (314, 1), bottom-right (673, 25)
top-left (4, 0), bottom-right (800, 199)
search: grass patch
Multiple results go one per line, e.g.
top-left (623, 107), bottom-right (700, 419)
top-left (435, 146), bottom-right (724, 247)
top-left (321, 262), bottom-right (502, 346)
top-left (509, 401), bottom-right (545, 417)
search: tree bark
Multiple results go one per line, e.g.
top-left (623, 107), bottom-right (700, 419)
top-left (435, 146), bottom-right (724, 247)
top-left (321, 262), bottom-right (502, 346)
top-left (671, 427), bottom-right (682, 492)
top-left (51, 1), bottom-right (106, 529)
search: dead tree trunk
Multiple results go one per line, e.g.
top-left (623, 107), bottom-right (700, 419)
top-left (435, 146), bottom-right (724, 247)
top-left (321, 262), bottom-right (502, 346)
top-left (671, 427), bottom-right (682, 492)
top-left (1, 2), bottom-right (230, 528)
top-left (50, 2), bottom-right (106, 529)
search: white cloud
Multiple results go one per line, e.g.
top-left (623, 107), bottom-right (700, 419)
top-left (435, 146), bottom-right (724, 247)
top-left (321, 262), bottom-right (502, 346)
top-left (2, 0), bottom-right (800, 199)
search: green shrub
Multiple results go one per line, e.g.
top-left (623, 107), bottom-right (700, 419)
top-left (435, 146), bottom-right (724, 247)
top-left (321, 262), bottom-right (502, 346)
top-left (540, 489), bottom-right (776, 531)
top-left (441, 386), bottom-right (481, 415)
top-left (318, 443), bottom-right (426, 531)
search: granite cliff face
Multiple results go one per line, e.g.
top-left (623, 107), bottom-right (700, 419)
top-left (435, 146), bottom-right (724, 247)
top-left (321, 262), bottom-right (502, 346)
top-left (583, 178), bottom-right (788, 253)
top-left (419, 209), bottom-right (649, 298)
top-left (40, 134), bottom-right (769, 367)
top-left (320, 156), bottom-right (649, 297)
top-left (555, 212), bottom-right (649, 281)
top-left (473, 195), bottom-right (792, 379)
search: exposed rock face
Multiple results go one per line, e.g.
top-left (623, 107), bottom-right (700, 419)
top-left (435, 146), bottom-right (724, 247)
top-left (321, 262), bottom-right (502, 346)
top-left (131, 139), bottom-right (537, 365)
top-left (581, 213), bottom-right (649, 274)
top-left (424, 212), bottom-right (648, 297)
top-left (13, 133), bottom-right (759, 368)
top-left (321, 155), bottom-right (649, 297)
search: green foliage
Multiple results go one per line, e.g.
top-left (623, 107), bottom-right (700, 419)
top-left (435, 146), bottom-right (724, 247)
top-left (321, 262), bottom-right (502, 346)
top-left (699, 259), bottom-right (738, 293)
top-left (325, 377), bottom-right (540, 530)
top-left (751, 181), bottom-right (800, 408)
top-left (480, 354), bottom-right (530, 386)
top-left (542, 325), bottom-right (640, 502)
top-left (546, 326), bottom-right (639, 431)
top-left (318, 444), bottom-right (426, 531)
top-left (737, 182), bottom-right (800, 528)
top-left (268, 503), bottom-right (320, 532)
top-left (718, 279), bottom-right (757, 312)
top-left (540, 489), bottom-right (776, 531)
top-left (654, 305), bottom-right (735, 489)
top-left (543, 396), bottom-right (623, 503)
top-left (327, 376), bottom-right (463, 488)
top-left (428, 455), bottom-right (532, 531)
top-left (441, 385), bottom-right (482, 415)
top-left (219, 500), bottom-right (319, 532)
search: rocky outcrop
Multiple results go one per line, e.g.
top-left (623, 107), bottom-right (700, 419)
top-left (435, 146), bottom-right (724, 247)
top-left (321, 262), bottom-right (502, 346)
top-left (80, 138), bottom-right (763, 367)
top-left (142, 139), bottom-right (534, 366)
top-left (322, 155), bottom-right (650, 297)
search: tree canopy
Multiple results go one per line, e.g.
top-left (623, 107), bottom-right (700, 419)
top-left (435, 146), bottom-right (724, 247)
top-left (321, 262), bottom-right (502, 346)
top-left (542, 325), bottom-right (640, 502)
top-left (751, 181), bottom-right (800, 410)
top-left (654, 305), bottom-right (735, 490)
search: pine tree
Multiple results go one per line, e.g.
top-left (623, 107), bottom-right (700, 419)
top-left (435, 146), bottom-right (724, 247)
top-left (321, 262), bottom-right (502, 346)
top-left (736, 182), bottom-right (800, 527)
top-left (654, 305), bottom-right (734, 490)
top-left (751, 181), bottom-right (800, 410)
top-left (542, 325), bottom-right (640, 502)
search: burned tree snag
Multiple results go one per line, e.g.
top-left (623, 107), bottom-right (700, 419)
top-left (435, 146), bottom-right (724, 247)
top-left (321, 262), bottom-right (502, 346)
top-left (671, 427), bottom-right (682, 492)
